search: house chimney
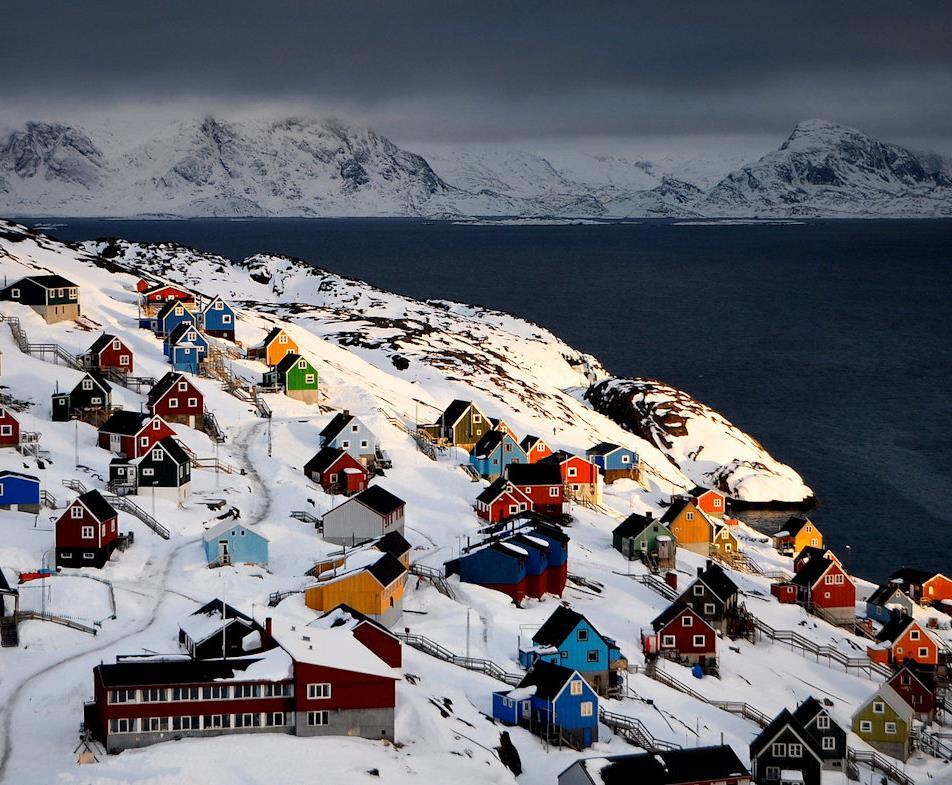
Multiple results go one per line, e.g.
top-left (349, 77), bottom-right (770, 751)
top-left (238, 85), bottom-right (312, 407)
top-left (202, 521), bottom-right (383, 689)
top-left (343, 409), bottom-right (350, 417)
top-left (264, 616), bottom-right (273, 644)
top-left (697, 567), bottom-right (703, 577)
top-left (645, 511), bottom-right (653, 522)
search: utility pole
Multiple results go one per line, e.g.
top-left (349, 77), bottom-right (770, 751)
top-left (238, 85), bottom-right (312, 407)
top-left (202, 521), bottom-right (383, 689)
top-left (74, 420), bottom-right (79, 468)
top-left (466, 607), bottom-right (471, 659)
top-left (268, 416), bottom-right (273, 458)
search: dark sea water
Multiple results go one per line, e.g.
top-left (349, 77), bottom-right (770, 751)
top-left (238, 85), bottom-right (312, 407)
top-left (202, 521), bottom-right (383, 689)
top-left (34, 217), bottom-right (952, 584)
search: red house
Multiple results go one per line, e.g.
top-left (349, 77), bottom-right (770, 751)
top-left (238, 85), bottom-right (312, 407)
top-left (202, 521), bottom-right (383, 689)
top-left (773, 555), bottom-right (856, 624)
top-left (888, 662), bottom-right (936, 723)
top-left (84, 334), bottom-right (134, 374)
top-left (303, 447), bottom-right (369, 496)
top-left (140, 283), bottom-right (195, 316)
top-left (98, 411), bottom-right (175, 458)
top-left (147, 372), bottom-right (205, 428)
top-left (475, 478), bottom-right (533, 523)
top-left (56, 489), bottom-right (121, 568)
top-left (489, 418), bottom-right (517, 437)
top-left (793, 546), bottom-right (841, 574)
top-left (540, 450), bottom-right (601, 504)
top-left (0, 407), bottom-right (20, 448)
top-left (520, 435), bottom-right (553, 464)
top-left (504, 463), bottom-right (564, 517)
top-left (674, 486), bottom-right (728, 517)
top-left (642, 602), bottom-right (717, 670)
top-left (315, 604), bottom-right (402, 668)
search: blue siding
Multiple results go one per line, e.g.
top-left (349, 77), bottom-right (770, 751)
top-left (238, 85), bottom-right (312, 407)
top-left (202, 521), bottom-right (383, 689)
top-left (203, 525), bottom-right (269, 566)
top-left (456, 546), bottom-right (526, 586)
top-left (202, 299), bottom-right (235, 333)
top-left (512, 537), bottom-right (548, 580)
top-left (520, 617), bottom-right (622, 674)
top-left (528, 529), bottom-right (567, 568)
top-left (155, 307), bottom-right (195, 337)
top-left (491, 691), bottom-right (524, 724)
top-left (590, 447), bottom-right (638, 472)
top-left (549, 674), bottom-right (598, 732)
top-left (470, 435), bottom-right (527, 480)
top-left (0, 474), bottom-right (41, 505)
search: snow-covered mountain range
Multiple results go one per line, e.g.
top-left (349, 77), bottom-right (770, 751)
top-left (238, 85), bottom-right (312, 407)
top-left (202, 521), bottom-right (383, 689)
top-left (0, 117), bottom-right (949, 218)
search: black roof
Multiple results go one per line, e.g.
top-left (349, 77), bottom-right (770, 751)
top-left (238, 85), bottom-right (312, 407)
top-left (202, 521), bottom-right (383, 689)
top-left (890, 660), bottom-right (936, 691)
top-left (147, 372), bottom-right (193, 405)
top-left (99, 410), bottom-right (150, 436)
top-left (520, 435), bottom-right (545, 451)
top-left (651, 601), bottom-right (703, 632)
top-left (77, 489), bottom-right (118, 523)
top-left (366, 553), bottom-right (407, 588)
top-left (791, 554), bottom-right (836, 588)
top-left (538, 449), bottom-right (576, 466)
top-left (613, 512), bottom-right (658, 538)
top-left (354, 485), bottom-right (405, 516)
top-left (96, 657), bottom-right (261, 687)
top-left (505, 463), bottom-right (562, 486)
top-left (318, 603), bottom-right (397, 639)
top-left (792, 696), bottom-right (827, 726)
top-left (0, 470), bottom-right (40, 483)
top-left (440, 399), bottom-right (475, 426)
top-left (659, 499), bottom-right (691, 525)
top-left (191, 598), bottom-right (254, 624)
top-left (781, 515), bottom-right (812, 537)
top-left (73, 371), bottom-right (112, 395)
top-left (867, 582), bottom-right (910, 607)
top-left (87, 333), bottom-right (122, 356)
top-left (691, 562), bottom-right (738, 602)
top-left (156, 298), bottom-right (193, 320)
top-left (587, 441), bottom-right (627, 456)
top-left (532, 606), bottom-right (588, 647)
top-left (374, 530), bottom-right (411, 559)
top-left (274, 352), bottom-right (310, 375)
top-left (258, 326), bottom-right (285, 348)
top-left (514, 660), bottom-right (577, 701)
top-left (320, 411), bottom-right (356, 442)
top-left (151, 436), bottom-right (190, 465)
top-left (793, 545), bottom-right (832, 565)
top-left (167, 321), bottom-right (201, 344)
top-left (18, 274), bottom-right (77, 289)
top-left (0, 568), bottom-right (15, 594)
top-left (687, 485), bottom-right (718, 498)
top-left (750, 708), bottom-right (823, 760)
top-left (876, 611), bottom-right (916, 643)
top-left (476, 477), bottom-right (513, 505)
top-left (888, 567), bottom-right (938, 586)
top-left (528, 521), bottom-right (570, 545)
top-left (473, 429), bottom-right (506, 456)
top-left (304, 446), bottom-right (349, 475)
top-left (585, 745), bottom-right (749, 785)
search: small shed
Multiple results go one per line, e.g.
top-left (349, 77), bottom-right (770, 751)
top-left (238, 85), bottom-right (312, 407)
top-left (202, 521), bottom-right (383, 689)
top-left (202, 521), bottom-right (269, 568)
top-left (0, 471), bottom-right (41, 513)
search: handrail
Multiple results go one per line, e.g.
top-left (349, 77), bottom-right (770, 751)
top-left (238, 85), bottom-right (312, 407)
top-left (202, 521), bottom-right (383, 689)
top-left (847, 748), bottom-right (915, 785)
top-left (62, 478), bottom-right (170, 539)
top-left (408, 562), bottom-right (456, 600)
top-left (598, 708), bottom-right (681, 752)
top-left (625, 572), bottom-right (679, 601)
top-left (16, 610), bottom-right (97, 635)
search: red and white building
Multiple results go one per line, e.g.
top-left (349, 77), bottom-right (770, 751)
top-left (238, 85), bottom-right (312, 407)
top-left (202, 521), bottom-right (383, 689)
top-left (98, 411), bottom-right (176, 458)
top-left (55, 489), bottom-right (121, 568)
top-left (673, 486), bottom-right (728, 517)
top-left (83, 334), bottom-right (134, 374)
top-left (475, 478), bottom-right (533, 523)
top-left (772, 555), bottom-right (856, 623)
top-left (0, 407), bottom-right (20, 448)
top-left (85, 610), bottom-right (400, 753)
top-left (520, 435), bottom-right (554, 464)
top-left (147, 372), bottom-right (205, 428)
top-left (642, 602), bottom-right (718, 670)
top-left (540, 450), bottom-right (602, 504)
top-left (139, 282), bottom-right (195, 316)
top-left (504, 463), bottom-right (565, 518)
top-left (303, 447), bottom-right (369, 496)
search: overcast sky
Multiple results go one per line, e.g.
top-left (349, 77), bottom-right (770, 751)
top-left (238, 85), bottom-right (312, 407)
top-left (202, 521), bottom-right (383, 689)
top-left (2, 1), bottom-right (951, 152)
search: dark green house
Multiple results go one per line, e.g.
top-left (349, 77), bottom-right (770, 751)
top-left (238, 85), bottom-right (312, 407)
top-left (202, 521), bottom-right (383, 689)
top-left (611, 511), bottom-right (676, 568)
top-left (263, 353), bottom-right (319, 404)
top-left (419, 399), bottom-right (491, 450)
top-left (109, 436), bottom-right (192, 504)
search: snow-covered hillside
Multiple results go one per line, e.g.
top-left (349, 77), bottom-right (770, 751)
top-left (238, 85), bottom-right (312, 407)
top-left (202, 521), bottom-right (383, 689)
top-left (0, 222), bottom-right (949, 785)
top-left (1, 117), bottom-right (949, 218)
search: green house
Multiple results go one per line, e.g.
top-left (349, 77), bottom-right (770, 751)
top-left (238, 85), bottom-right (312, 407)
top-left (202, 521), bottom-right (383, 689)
top-left (263, 353), bottom-right (319, 404)
top-left (851, 684), bottom-right (913, 761)
top-left (612, 511), bottom-right (676, 569)
top-left (419, 399), bottom-right (491, 450)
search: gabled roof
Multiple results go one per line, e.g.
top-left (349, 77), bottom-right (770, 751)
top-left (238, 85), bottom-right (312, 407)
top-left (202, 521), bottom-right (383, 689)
top-left (520, 435), bottom-right (548, 452)
top-left (750, 708), bottom-right (824, 761)
top-left (690, 562), bottom-right (738, 603)
top-left (271, 620), bottom-right (399, 680)
top-left (304, 446), bottom-right (353, 476)
top-left (320, 411), bottom-right (358, 442)
top-left (505, 462), bottom-right (562, 486)
top-left (16, 274), bottom-right (77, 289)
top-left (374, 530), bottom-right (411, 560)
top-left (532, 606), bottom-right (590, 647)
top-left (538, 449), bottom-right (582, 466)
top-left (71, 371), bottom-right (112, 395)
top-left (514, 660), bottom-right (580, 701)
top-left (191, 598), bottom-right (254, 625)
top-left (794, 545), bottom-right (835, 566)
top-left (314, 603), bottom-right (398, 640)
top-left (586, 441), bottom-right (625, 456)
top-left (274, 352), bottom-right (312, 375)
top-left (652, 601), bottom-right (706, 631)
top-left (348, 485), bottom-right (405, 517)
top-left (688, 485), bottom-right (722, 498)
top-left (147, 436), bottom-right (190, 466)
top-left (888, 567), bottom-right (938, 586)
top-left (75, 489), bottom-right (118, 523)
top-left (529, 521), bottom-right (570, 545)
top-left (440, 399), bottom-right (478, 428)
top-left (875, 611), bottom-right (917, 643)
top-left (781, 516), bottom-right (814, 538)
top-left (87, 333), bottom-right (125, 356)
top-left (144, 282), bottom-right (191, 297)
top-left (854, 684), bottom-right (914, 724)
top-left (572, 745), bottom-right (749, 785)
top-left (254, 327), bottom-right (288, 350)
top-left (476, 477), bottom-right (516, 505)
top-left (0, 470), bottom-right (40, 484)
top-left (202, 295), bottom-right (232, 313)
top-left (791, 555), bottom-right (839, 589)
top-left (0, 567), bottom-right (15, 594)
top-left (473, 429), bottom-right (513, 457)
top-left (156, 298), bottom-right (194, 321)
top-left (147, 372), bottom-right (198, 405)
top-left (202, 520), bottom-right (269, 543)
top-left (867, 583), bottom-right (911, 607)
top-left (612, 512), bottom-right (658, 538)
top-left (889, 660), bottom-right (936, 692)
top-left (366, 553), bottom-right (407, 588)
top-left (167, 321), bottom-right (203, 345)
top-left (792, 696), bottom-right (828, 727)
top-left (98, 410), bottom-right (151, 436)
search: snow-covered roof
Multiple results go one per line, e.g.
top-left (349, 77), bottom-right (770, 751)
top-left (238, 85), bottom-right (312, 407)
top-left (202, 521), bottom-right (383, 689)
top-left (271, 622), bottom-right (399, 680)
top-left (203, 520), bottom-right (270, 542)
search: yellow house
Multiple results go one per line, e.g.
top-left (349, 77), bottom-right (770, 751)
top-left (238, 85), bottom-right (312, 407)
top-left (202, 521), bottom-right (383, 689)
top-left (661, 499), bottom-right (716, 556)
top-left (711, 524), bottom-right (741, 557)
top-left (772, 516), bottom-right (823, 555)
top-left (304, 552), bottom-right (406, 628)
top-left (249, 327), bottom-right (298, 367)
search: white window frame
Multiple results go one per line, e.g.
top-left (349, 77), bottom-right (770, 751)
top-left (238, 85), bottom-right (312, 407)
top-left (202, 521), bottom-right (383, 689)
top-left (859, 720), bottom-right (872, 733)
top-left (822, 736), bottom-right (835, 750)
top-left (71, 506), bottom-right (84, 519)
top-left (307, 683), bottom-right (331, 699)
top-left (885, 721), bottom-right (897, 735)
top-left (570, 680), bottom-right (583, 696)
top-left (580, 700), bottom-right (593, 717)
top-left (307, 710), bottom-right (328, 726)
top-left (692, 634), bottom-right (706, 647)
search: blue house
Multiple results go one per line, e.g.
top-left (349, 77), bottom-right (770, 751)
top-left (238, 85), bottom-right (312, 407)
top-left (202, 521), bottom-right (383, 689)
top-left (492, 660), bottom-right (598, 750)
top-left (319, 410), bottom-right (379, 466)
top-left (585, 442), bottom-right (640, 484)
top-left (164, 323), bottom-right (209, 373)
top-left (446, 541), bottom-right (529, 604)
top-left (470, 430), bottom-right (527, 480)
top-left (152, 299), bottom-right (197, 337)
top-left (200, 296), bottom-right (236, 341)
top-left (0, 471), bottom-right (41, 514)
top-left (202, 521), bottom-right (269, 568)
top-left (518, 605), bottom-right (624, 696)
top-left (866, 583), bottom-right (915, 624)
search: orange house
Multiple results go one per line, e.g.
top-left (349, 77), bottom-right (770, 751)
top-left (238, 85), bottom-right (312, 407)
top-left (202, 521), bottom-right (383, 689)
top-left (661, 499), bottom-right (716, 556)
top-left (248, 327), bottom-right (298, 366)
top-left (922, 573), bottom-right (952, 605)
top-left (304, 552), bottom-right (406, 628)
top-left (773, 516), bottom-right (823, 556)
top-left (520, 435), bottom-right (554, 464)
top-left (868, 612), bottom-right (940, 667)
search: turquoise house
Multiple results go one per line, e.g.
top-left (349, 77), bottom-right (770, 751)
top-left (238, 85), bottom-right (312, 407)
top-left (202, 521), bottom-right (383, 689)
top-left (518, 605), bottom-right (624, 696)
top-left (492, 661), bottom-right (598, 750)
top-left (202, 521), bottom-right (269, 568)
top-left (164, 323), bottom-right (209, 373)
top-left (470, 430), bottom-right (527, 480)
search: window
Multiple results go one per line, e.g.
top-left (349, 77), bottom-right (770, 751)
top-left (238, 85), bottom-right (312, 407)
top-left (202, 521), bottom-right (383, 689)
top-left (100, 523), bottom-right (106, 537)
top-left (587, 650), bottom-right (599, 663)
top-left (919, 647), bottom-right (929, 658)
top-left (621, 454), bottom-right (630, 464)
top-left (91, 396), bottom-right (101, 405)
top-left (788, 743), bottom-right (803, 758)
top-left (825, 575), bottom-right (835, 585)
top-left (10, 288), bottom-right (19, 299)
top-left (472, 414), bottom-right (482, 424)
top-left (661, 635), bottom-right (676, 647)
top-left (822, 736), bottom-right (836, 751)
top-left (771, 743), bottom-right (786, 757)
top-left (81, 526), bottom-right (94, 539)
top-left (120, 355), bottom-right (129, 366)
top-left (109, 718), bottom-right (136, 734)
top-left (873, 701), bottom-right (885, 714)
top-left (82, 379), bottom-right (93, 390)
top-left (360, 440), bottom-right (368, 448)
top-left (188, 398), bottom-right (198, 407)
top-left (171, 716), bottom-right (200, 731)
top-left (713, 498), bottom-right (722, 508)
top-left (206, 714), bottom-right (232, 729)
top-left (560, 651), bottom-right (567, 659)
top-left (570, 680), bottom-right (583, 696)
top-left (83, 552), bottom-right (95, 559)
top-left (508, 505), bottom-right (518, 515)
top-left (142, 468), bottom-right (154, 477)
top-left (834, 574), bottom-right (844, 584)
top-left (109, 689), bottom-right (137, 704)
top-left (817, 714), bottom-right (830, 729)
top-left (0, 425), bottom-right (9, 436)
top-left (686, 511), bottom-right (694, 521)
top-left (201, 685), bottom-right (228, 700)
top-left (234, 713), bottom-right (261, 728)
top-left (60, 553), bottom-right (72, 560)
top-left (152, 448), bottom-right (164, 461)
top-left (222, 314), bottom-right (232, 324)
top-left (692, 635), bottom-right (706, 647)
top-left (576, 629), bottom-right (588, 642)
top-left (170, 687), bottom-right (200, 701)
top-left (267, 712), bottom-right (285, 727)
top-left (143, 717), bottom-right (169, 732)
top-left (279, 334), bottom-right (288, 344)
top-left (765, 767), bottom-right (780, 782)
top-left (307, 683), bottom-right (331, 699)
top-left (169, 398), bottom-right (179, 408)
top-left (214, 301), bottom-right (223, 310)
top-left (307, 711), bottom-right (328, 726)
top-left (682, 615), bottom-right (693, 627)
top-left (305, 374), bottom-right (315, 385)
top-left (885, 722), bottom-right (897, 735)
top-left (549, 487), bottom-right (559, 497)
top-left (580, 701), bottom-right (593, 717)
top-left (567, 466), bottom-right (577, 477)
top-left (537, 444), bottom-right (546, 452)
top-left (341, 440), bottom-right (350, 449)
top-left (704, 603), bottom-right (716, 615)
top-left (910, 630), bottom-right (920, 641)
top-left (693, 584), bottom-right (704, 596)
top-left (140, 436), bottom-right (149, 446)
top-left (860, 720), bottom-right (872, 733)
top-left (152, 420), bottom-right (162, 430)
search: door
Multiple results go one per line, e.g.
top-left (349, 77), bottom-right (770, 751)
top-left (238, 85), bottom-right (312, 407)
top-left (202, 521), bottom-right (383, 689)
top-left (218, 540), bottom-right (230, 564)
top-left (110, 434), bottom-right (121, 452)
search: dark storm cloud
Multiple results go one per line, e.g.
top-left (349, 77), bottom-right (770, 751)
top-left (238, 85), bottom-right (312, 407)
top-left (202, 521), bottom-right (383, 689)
top-left (2, 1), bottom-right (951, 145)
